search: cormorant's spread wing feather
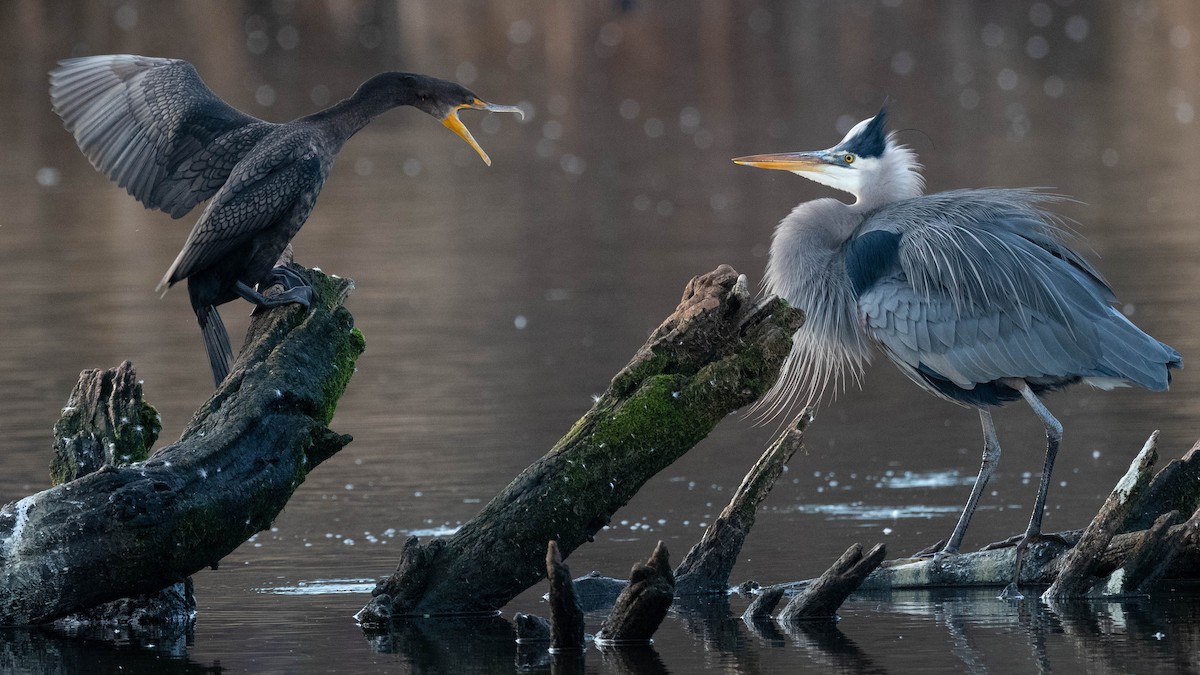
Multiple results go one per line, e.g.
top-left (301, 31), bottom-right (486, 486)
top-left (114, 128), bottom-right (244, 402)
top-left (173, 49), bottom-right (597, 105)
top-left (50, 54), bottom-right (274, 218)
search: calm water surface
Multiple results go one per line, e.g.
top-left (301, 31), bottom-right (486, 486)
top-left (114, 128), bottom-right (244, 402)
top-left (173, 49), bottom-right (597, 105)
top-left (3, 1), bottom-right (1200, 673)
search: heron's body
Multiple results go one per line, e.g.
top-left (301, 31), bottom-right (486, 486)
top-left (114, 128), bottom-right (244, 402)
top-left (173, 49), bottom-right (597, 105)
top-left (736, 109), bottom-right (1181, 583)
top-left (50, 55), bottom-right (521, 386)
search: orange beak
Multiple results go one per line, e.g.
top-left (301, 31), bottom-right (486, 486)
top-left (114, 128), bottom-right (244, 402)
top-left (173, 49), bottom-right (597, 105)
top-left (442, 100), bottom-right (524, 166)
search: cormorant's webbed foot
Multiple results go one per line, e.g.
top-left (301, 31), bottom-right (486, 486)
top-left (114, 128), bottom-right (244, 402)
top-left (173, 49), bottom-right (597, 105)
top-left (235, 271), bottom-right (314, 316)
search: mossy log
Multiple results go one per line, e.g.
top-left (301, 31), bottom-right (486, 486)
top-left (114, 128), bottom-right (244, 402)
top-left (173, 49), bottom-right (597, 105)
top-left (0, 266), bottom-right (363, 625)
top-left (357, 265), bottom-right (804, 620)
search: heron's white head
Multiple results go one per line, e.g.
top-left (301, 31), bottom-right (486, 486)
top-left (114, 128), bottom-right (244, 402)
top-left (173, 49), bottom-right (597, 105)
top-left (734, 106), bottom-right (924, 209)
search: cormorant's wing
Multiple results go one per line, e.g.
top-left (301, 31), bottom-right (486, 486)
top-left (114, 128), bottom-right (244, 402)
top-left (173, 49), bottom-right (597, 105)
top-left (50, 54), bottom-right (274, 218)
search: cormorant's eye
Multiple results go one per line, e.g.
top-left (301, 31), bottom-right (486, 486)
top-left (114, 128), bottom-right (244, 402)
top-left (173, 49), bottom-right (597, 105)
top-left (844, 154), bottom-right (855, 164)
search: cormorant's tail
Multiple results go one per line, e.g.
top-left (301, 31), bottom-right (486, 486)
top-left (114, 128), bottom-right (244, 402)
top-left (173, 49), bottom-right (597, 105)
top-left (197, 304), bottom-right (233, 387)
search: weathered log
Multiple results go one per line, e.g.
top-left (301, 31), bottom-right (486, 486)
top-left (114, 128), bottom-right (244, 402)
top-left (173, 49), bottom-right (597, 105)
top-left (1097, 509), bottom-right (1185, 596)
top-left (852, 432), bottom-right (1200, 592)
top-left (1123, 439), bottom-right (1200, 533)
top-left (1043, 433), bottom-right (1158, 598)
top-left (596, 541), bottom-right (675, 644)
top-left (674, 411), bottom-right (811, 595)
top-left (357, 265), bottom-right (803, 620)
top-left (742, 585), bottom-right (788, 622)
top-left (45, 362), bottom-right (195, 627)
top-left (778, 543), bottom-right (886, 622)
top-left (0, 266), bottom-right (363, 625)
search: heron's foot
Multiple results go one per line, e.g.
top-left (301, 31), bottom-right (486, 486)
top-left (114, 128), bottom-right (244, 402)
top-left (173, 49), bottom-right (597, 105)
top-left (911, 539), bottom-right (949, 559)
top-left (980, 531), bottom-right (1070, 552)
top-left (990, 531), bottom-right (1072, 588)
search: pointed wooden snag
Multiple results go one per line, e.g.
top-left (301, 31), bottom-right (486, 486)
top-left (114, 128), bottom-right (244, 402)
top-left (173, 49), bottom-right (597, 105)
top-left (596, 542), bottom-right (675, 643)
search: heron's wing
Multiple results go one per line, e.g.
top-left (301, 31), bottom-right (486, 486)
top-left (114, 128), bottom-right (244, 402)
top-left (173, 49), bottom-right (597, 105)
top-left (851, 192), bottom-right (1179, 395)
top-left (160, 140), bottom-right (323, 288)
top-left (50, 54), bottom-right (275, 218)
top-left (857, 188), bottom-right (1114, 319)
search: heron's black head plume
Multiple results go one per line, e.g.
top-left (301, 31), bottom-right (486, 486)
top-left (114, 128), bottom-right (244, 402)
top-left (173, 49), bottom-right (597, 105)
top-left (836, 106), bottom-right (888, 159)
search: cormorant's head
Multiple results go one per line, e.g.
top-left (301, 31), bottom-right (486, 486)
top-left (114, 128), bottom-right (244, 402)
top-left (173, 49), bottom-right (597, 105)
top-left (733, 106), bottom-right (924, 206)
top-left (358, 72), bottom-right (524, 165)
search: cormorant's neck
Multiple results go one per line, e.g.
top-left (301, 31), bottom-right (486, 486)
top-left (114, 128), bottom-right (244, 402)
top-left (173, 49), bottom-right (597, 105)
top-left (303, 88), bottom-right (410, 145)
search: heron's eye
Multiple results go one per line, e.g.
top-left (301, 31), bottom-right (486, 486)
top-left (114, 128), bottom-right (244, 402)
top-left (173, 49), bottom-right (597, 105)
top-left (844, 154), bottom-right (855, 164)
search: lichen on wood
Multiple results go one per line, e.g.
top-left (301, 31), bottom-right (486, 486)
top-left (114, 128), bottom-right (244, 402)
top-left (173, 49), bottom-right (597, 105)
top-left (358, 265), bottom-right (804, 621)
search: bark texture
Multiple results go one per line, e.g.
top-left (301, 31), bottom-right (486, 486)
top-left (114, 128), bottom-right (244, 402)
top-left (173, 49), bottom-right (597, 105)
top-left (358, 266), bottom-right (803, 620)
top-left (0, 266), bottom-right (362, 625)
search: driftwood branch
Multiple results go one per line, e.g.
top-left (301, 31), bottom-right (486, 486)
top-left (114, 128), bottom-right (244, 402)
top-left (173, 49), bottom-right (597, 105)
top-left (357, 265), bottom-right (803, 621)
top-left (0, 266), bottom-right (363, 625)
top-left (778, 543), bottom-right (886, 622)
top-left (674, 411), bottom-right (811, 595)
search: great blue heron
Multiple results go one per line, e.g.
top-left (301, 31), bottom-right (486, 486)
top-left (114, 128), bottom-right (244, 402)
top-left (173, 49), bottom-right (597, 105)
top-left (50, 55), bottom-right (522, 386)
top-left (734, 107), bottom-right (1182, 581)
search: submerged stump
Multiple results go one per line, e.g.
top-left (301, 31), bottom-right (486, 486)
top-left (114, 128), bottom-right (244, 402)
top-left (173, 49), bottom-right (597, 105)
top-left (0, 266), bottom-right (363, 625)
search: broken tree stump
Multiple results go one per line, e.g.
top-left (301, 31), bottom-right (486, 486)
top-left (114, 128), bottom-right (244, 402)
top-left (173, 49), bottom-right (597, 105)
top-left (357, 265), bottom-right (803, 620)
top-left (675, 411), bottom-right (811, 595)
top-left (596, 541), bottom-right (675, 644)
top-left (1043, 433), bottom-right (1159, 598)
top-left (0, 266), bottom-right (363, 625)
top-left (547, 541), bottom-right (585, 652)
top-left (778, 543), bottom-right (886, 623)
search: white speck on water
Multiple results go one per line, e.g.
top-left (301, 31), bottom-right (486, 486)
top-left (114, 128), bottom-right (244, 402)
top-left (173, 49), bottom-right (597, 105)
top-left (514, 315), bottom-right (528, 330)
top-left (1044, 76), bottom-right (1065, 98)
top-left (890, 51), bottom-right (914, 76)
top-left (463, 498), bottom-right (481, 504)
top-left (1065, 15), bottom-right (1089, 42)
top-left (1025, 35), bottom-right (1049, 59)
top-left (344, 484), bottom-right (354, 491)
top-left (255, 84), bottom-right (276, 107)
top-left (455, 61), bottom-right (478, 85)
top-left (1092, 450), bottom-right (1102, 459)
top-left (883, 527), bottom-right (893, 535)
top-left (1154, 631), bottom-right (1166, 640)
top-left (198, 468), bottom-right (208, 479)
top-left (36, 167), bottom-right (61, 187)
top-left (997, 69), bottom-right (1018, 91)
top-left (343, 539), bottom-right (355, 546)
top-left (981, 23), bottom-right (1004, 48)
top-left (1171, 25), bottom-right (1191, 49)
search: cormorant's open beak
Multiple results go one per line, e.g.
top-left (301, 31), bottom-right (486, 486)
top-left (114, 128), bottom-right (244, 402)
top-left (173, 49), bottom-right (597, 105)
top-left (732, 151), bottom-right (827, 172)
top-left (442, 100), bottom-right (525, 166)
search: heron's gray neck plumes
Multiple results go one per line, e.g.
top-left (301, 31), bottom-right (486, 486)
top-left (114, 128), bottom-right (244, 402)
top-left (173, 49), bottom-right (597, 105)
top-left (756, 198), bottom-right (872, 417)
top-left (852, 137), bottom-right (925, 212)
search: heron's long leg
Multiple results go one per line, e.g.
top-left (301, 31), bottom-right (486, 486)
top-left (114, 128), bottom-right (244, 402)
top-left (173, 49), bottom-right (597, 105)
top-left (940, 408), bottom-right (1001, 556)
top-left (1010, 381), bottom-right (1064, 583)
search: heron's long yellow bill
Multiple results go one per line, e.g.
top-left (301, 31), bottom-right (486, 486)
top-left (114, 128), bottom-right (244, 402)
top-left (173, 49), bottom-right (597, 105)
top-left (442, 100), bottom-right (524, 166)
top-left (732, 152), bottom-right (825, 171)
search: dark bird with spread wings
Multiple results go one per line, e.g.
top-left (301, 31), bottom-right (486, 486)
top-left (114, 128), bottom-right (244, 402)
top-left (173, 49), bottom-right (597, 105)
top-left (735, 107), bottom-right (1181, 590)
top-left (50, 54), bottom-right (522, 386)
